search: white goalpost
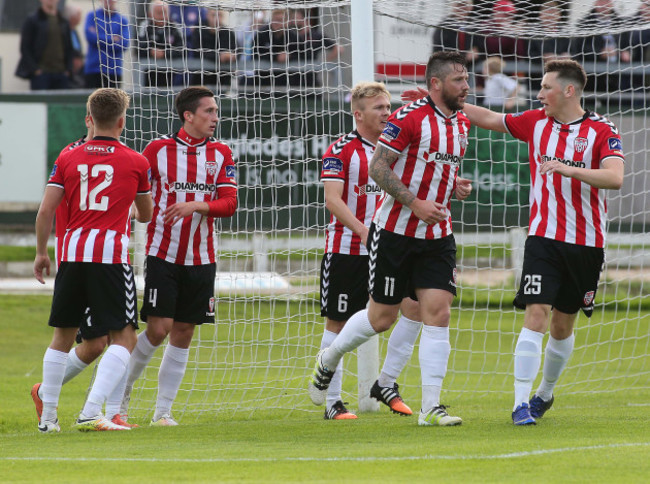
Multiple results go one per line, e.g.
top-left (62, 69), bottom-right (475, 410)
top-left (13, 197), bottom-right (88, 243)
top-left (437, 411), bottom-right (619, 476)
top-left (91, 0), bottom-right (649, 421)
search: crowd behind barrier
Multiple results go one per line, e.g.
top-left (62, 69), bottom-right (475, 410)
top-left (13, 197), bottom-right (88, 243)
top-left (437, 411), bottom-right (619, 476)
top-left (13, 1), bottom-right (650, 102)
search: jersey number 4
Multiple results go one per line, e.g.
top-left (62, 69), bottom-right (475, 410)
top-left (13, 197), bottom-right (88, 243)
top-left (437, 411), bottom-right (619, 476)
top-left (78, 164), bottom-right (113, 211)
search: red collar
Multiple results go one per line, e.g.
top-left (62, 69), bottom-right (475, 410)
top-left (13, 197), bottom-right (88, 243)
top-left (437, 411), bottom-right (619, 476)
top-left (178, 127), bottom-right (205, 146)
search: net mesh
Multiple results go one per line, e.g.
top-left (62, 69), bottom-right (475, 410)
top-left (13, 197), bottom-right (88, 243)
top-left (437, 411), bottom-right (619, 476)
top-left (86, 0), bottom-right (648, 420)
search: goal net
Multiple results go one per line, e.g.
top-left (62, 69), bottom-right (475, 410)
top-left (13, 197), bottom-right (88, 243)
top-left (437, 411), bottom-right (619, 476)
top-left (92, 0), bottom-right (648, 421)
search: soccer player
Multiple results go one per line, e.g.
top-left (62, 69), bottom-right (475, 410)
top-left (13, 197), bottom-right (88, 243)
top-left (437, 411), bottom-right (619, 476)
top-left (31, 111), bottom-right (138, 429)
top-left (34, 88), bottom-right (153, 432)
top-left (120, 86), bottom-right (237, 426)
top-left (309, 51), bottom-right (472, 426)
top-left (319, 81), bottom-right (472, 420)
top-left (402, 59), bottom-right (625, 425)
top-left (463, 60), bottom-right (624, 425)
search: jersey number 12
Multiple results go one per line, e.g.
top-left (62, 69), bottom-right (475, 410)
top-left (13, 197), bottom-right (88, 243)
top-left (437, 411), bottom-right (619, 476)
top-left (78, 164), bottom-right (113, 211)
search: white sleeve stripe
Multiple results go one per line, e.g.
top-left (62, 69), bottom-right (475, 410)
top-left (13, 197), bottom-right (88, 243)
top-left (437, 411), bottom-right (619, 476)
top-left (46, 183), bottom-right (64, 189)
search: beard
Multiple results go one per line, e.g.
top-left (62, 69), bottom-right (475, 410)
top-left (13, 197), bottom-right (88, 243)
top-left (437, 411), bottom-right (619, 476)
top-left (442, 89), bottom-right (466, 112)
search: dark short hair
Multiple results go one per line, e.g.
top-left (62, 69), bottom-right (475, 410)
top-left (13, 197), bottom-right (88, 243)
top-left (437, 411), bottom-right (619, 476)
top-left (425, 51), bottom-right (467, 89)
top-left (175, 86), bottom-right (215, 122)
top-left (544, 59), bottom-right (587, 93)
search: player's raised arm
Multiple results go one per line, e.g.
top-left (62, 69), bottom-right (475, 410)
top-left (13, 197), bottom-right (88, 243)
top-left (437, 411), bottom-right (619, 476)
top-left (461, 103), bottom-right (508, 133)
top-left (401, 86), bottom-right (507, 133)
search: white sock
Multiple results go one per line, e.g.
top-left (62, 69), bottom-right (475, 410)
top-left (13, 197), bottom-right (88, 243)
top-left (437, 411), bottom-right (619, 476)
top-left (536, 333), bottom-right (575, 401)
top-left (513, 327), bottom-right (544, 411)
top-left (419, 325), bottom-right (450, 412)
top-left (82, 345), bottom-right (130, 418)
top-left (378, 315), bottom-right (422, 388)
top-left (105, 369), bottom-right (128, 419)
top-left (154, 344), bottom-right (189, 421)
top-left (126, 331), bottom-right (160, 390)
top-left (41, 348), bottom-right (68, 422)
top-left (321, 329), bottom-right (344, 409)
top-left (61, 347), bottom-right (89, 385)
top-left (322, 309), bottom-right (377, 370)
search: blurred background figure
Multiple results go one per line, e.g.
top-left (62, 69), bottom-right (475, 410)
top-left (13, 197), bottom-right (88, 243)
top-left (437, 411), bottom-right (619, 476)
top-left (64, 4), bottom-right (84, 88)
top-left (254, 9), bottom-right (296, 65)
top-left (574, 0), bottom-right (625, 62)
top-left (16, 0), bottom-right (73, 90)
top-left (169, 1), bottom-right (206, 46)
top-left (482, 56), bottom-right (521, 111)
top-left (290, 9), bottom-right (342, 88)
top-left (479, 0), bottom-right (526, 63)
top-left (84, 0), bottom-right (130, 88)
top-left (432, 0), bottom-right (482, 65)
top-left (136, 0), bottom-right (185, 88)
top-left (191, 8), bottom-right (238, 92)
top-left (528, 1), bottom-right (571, 64)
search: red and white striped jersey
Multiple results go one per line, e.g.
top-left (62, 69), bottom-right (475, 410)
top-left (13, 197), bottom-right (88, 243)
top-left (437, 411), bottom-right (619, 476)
top-left (54, 135), bottom-right (88, 267)
top-left (47, 136), bottom-right (151, 264)
top-left (504, 108), bottom-right (625, 248)
top-left (320, 130), bottom-right (382, 255)
top-left (374, 96), bottom-right (470, 239)
top-left (144, 129), bottom-right (237, 265)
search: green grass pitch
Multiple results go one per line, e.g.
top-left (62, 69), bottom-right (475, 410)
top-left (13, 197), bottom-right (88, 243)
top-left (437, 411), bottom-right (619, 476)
top-left (1, 294), bottom-right (648, 483)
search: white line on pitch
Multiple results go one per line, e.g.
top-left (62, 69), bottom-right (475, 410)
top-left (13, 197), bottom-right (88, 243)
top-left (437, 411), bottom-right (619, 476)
top-left (2, 442), bottom-right (648, 463)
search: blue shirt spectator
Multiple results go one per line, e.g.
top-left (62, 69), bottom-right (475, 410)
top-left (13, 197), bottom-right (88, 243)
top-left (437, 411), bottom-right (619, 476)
top-left (84, 0), bottom-right (130, 88)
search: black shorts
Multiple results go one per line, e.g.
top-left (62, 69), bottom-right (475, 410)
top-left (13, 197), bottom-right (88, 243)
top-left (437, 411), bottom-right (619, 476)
top-left (49, 262), bottom-right (138, 333)
top-left (140, 255), bottom-right (217, 325)
top-left (368, 223), bottom-right (457, 305)
top-left (320, 253), bottom-right (370, 321)
top-left (513, 236), bottom-right (604, 317)
top-left (77, 308), bottom-right (110, 341)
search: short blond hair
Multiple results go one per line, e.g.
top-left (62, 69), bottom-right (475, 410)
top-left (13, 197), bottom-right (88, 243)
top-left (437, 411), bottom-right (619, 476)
top-left (87, 88), bottom-right (130, 130)
top-left (350, 81), bottom-right (391, 111)
top-left (484, 56), bottom-right (505, 76)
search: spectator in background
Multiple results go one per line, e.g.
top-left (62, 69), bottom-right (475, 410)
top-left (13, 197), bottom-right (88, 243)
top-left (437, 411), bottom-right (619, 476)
top-left (236, 11), bottom-right (267, 66)
top-left (290, 9), bottom-right (343, 88)
top-left (169, 2), bottom-right (206, 45)
top-left (482, 56), bottom-right (520, 111)
top-left (15, 0), bottom-right (73, 90)
top-left (84, 0), bottom-right (130, 88)
top-left (573, 0), bottom-right (625, 62)
top-left (432, 0), bottom-right (483, 66)
top-left (620, 0), bottom-right (650, 63)
top-left (137, 0), bottom-right (185, 88)
top-left (479, 0), bottom-right (526, 62)
top-left (191, 8), bottom-right (238, 91)
top-left (254, 9), bottom-right (297, 65)
top-left (64, 4), bottom-right (84, 88)
top-left (528, 1), bottom-right (571, 64)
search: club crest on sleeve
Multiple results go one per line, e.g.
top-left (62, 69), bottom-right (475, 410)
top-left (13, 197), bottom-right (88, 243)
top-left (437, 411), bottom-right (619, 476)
top-left (225, 165), bottom-right (236, 179)
top-left (574, 137), bottom-right (588, 153)
top-left (380, 122), bottom-right (401, 143)
top-left (608, 137), bottom-right (623, 152)
top-left (50, 164), bottom-right (58, 178)
top-left (322, 157), bottom-right (343, 176)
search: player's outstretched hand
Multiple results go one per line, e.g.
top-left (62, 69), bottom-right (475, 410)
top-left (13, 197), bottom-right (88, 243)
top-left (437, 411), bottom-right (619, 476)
top-left (401, 87), bottom-right (428, 103)
top-left (455, 177), bottom-right (473, 201)
top-left (34, 254), bottom-right (51, 284)
top-left (410, 199), bottom-right (448, 225)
